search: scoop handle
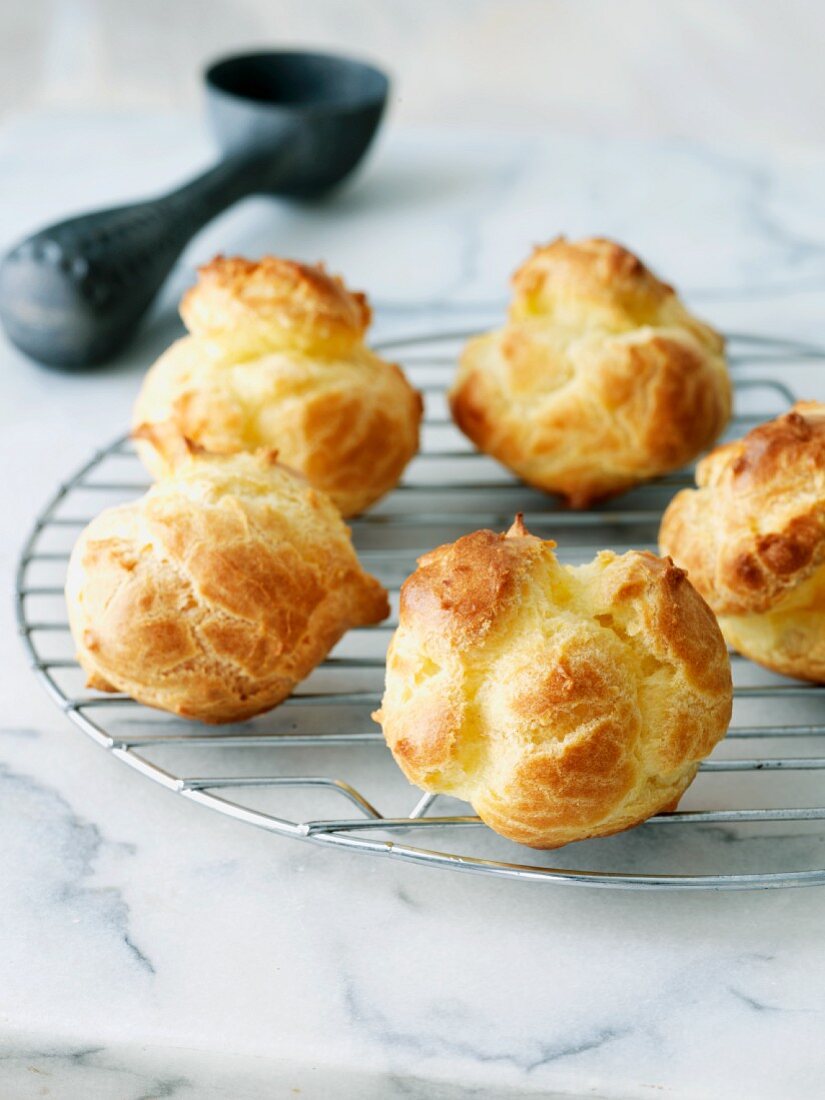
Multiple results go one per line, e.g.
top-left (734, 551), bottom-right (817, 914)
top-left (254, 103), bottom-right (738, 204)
top-left (0, 149), bottom-right (288, 369)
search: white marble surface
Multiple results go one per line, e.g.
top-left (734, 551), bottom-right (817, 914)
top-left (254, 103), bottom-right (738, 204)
top-left (3, 112), bottom-right (825, 1099)
top-left (10, 1), bottom-right (825, 151)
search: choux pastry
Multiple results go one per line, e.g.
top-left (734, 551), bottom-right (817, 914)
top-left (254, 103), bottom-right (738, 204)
top-left (133, 255), bottom-right (422, 517)
top-left (66, 449), bottom-right (389, 723)
top-left (450, 237), bottom-right (731, 507)
top-left (660, 402), bottom-right (825, 682)
top-left (375, 517), bottom-right (732, 848)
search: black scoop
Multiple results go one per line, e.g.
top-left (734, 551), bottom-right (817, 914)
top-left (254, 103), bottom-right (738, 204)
top-left (0, 50), bottom-right (389, 369)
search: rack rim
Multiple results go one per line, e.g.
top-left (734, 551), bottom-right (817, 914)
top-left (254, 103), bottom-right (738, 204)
top-left (16, 326), bottom-right (825, 891)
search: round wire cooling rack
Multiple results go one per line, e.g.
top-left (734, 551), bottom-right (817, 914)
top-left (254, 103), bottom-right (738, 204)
top-left (16, 327), bottom-right (825, 890)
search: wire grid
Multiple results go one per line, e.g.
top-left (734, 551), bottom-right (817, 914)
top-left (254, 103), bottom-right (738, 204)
top-left (15, 328), bottom-right (825, 890)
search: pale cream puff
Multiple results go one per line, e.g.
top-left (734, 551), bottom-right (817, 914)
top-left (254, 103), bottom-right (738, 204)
top-left (374, 518), bottom-right (732, 848)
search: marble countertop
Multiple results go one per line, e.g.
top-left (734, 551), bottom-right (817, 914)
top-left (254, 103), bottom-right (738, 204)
top-left (2, 112), bottom-right (825, 1100)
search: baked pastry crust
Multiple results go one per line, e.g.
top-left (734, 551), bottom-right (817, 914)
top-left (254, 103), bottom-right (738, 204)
top-left (66, 450), bottom-right (389, 723)
top-left (133, 256), bottom-right (422, 517)
top-left (450, 237), bottom-right (731, 507)
top-left (660, 402), bottom-right (825, 681)
top-left (374, 517), bottom-right (731, 848)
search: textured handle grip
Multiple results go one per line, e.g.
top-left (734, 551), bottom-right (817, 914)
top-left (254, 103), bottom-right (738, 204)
top-left (0, 152), bottom-right (275, 369)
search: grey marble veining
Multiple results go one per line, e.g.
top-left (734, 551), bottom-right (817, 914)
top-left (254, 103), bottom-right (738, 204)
top-left (2, 111), bottom-right (825, 1099)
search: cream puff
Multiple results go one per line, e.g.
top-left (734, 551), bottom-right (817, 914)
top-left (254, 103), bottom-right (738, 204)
top-left (374, 517), bottom-right (732, 848)
top-left (133, 255), bottom-right (423, 517)
top-left (66, 449), bottom-right (389, 723)
top-left (660, 402), bottom-right (825, 682)
top-left (450, 237), bottom-right (731, 507)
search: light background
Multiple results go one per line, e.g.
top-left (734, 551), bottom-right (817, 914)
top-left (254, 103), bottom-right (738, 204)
top-left (2, 8), bottom-right (825, 1099)
top-left (2, 0), bottom-right (824, 152)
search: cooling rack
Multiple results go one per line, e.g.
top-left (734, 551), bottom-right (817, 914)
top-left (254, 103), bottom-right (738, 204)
top-left (16, 328), bottom-right (825, 890)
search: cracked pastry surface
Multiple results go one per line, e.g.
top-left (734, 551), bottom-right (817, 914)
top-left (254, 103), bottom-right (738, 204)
top-left (66, 450), bottom-right (389, 724)
top-left (374, 517), bottom-right (731, 848)
top-left (450, 237), bottom-right (731, 507)
top-left (660, 402), bottom-right (825, 682)
top-left (133, 255), bottom-right (423, 517)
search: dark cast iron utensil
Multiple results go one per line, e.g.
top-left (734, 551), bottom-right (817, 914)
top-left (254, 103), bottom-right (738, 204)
top-left (0, 50), bottom-right (389, 369)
